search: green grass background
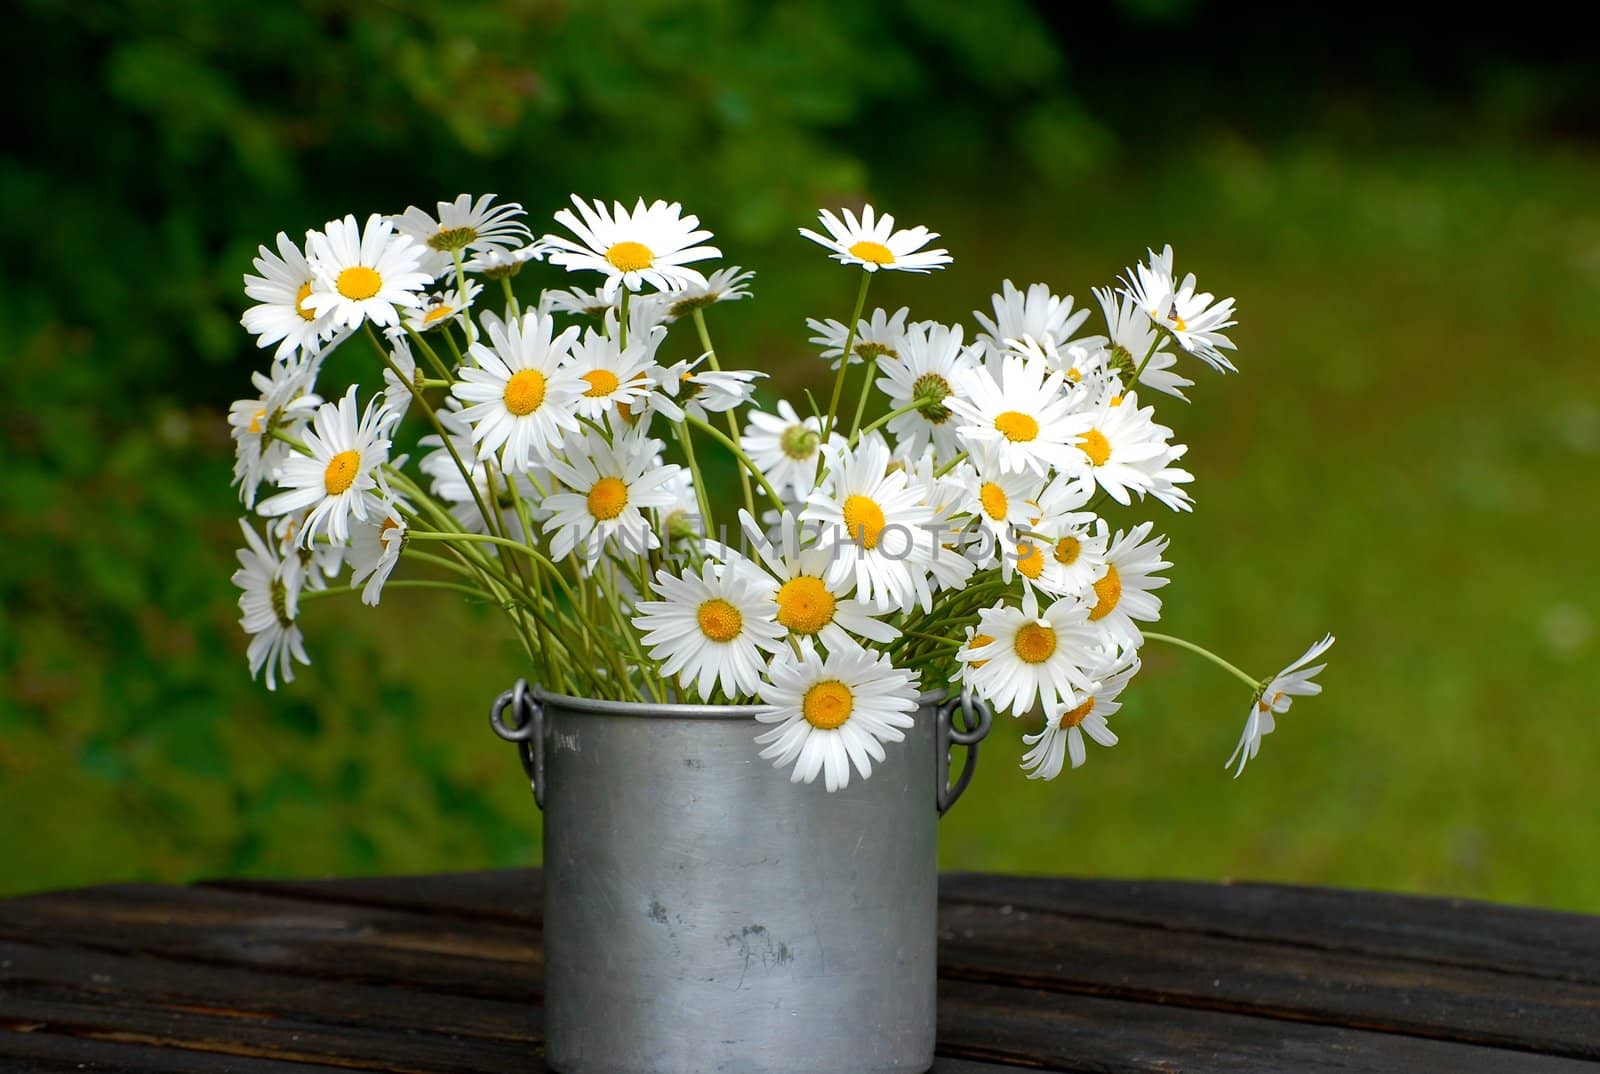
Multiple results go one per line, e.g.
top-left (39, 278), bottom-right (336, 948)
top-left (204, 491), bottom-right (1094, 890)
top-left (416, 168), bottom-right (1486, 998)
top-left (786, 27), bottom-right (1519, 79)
top-left (4, 3), bottom-right (1596, 909)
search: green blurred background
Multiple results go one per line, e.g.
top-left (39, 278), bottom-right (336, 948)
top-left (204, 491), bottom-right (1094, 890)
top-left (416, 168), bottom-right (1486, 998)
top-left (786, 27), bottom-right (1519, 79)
top-left (4, 1), bottom-right (1597, 909)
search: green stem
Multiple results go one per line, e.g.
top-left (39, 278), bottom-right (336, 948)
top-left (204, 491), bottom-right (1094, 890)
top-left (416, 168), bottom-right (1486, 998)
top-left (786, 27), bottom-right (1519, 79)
top-left (933, 451), bottom-right (969, 479)
top-left (1142, 631), bottom-right (1262, 692)
top-left (267, 428), bottom-right (313, 456)
top-left (686, 415), bottom-right (786, 512)
top-left (693, 308), bottom-right (755, 517)
top-left (453, 250), bottom-right (476, 346)
top-left (402, 324), bottom-right (455, 381)
top-left (854, 399), bottom-right (923, 445)
top-left (500, 276), bottom-right (521, 319)
top-left (822, 270), bottom-right (872, 443)
top-left (301, 579), bottom-right (493, 602)
top-left (847, 356), bottom-right (880, 441)
top-left (674, 421), bottom-right (717, 535)
top-left (1128, 328), bottom-right (1167, 389)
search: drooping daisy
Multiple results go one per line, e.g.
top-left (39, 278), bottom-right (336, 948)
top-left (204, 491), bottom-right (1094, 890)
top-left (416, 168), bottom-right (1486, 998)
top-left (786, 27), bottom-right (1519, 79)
top-left (753, 640), bottom-right (920, 792)
top-left (1093, 285), bottom-right (1193, 401)
top-left (877, 321), bottom-right (978, 459)
top-left (542, 195), bottom-right (720, 297)
top-left (241, 230), bottom-right (341, 362)
top-left (1063, 389), bottom-right (1176, 506)
top-left (543, 285), bottom-right (617, 320)
top-left (966, 588), bottom-right (1102, 717)
top-left (740, 510), bottom-right (899, 652)
top-left (740, 400), bottom-right (840, 500)
top-left (463, 242), bottom-right (546, 279)
top-left (268, 508), bottom-right (345, 591)
top-left (392, 193), bottom-right (532, 278)
top-left (652, 358), bottom-right (765, 424)
top-left (1021, 650), bottom-right (1139, 779)
top-left (542, 428), bottom-right (683, 562)
top-left (1008, 335), bottom-right (1105, 389)
top-left (1119, 245), bottom-right (1238, 373)
top-left (665, 265), bottom-right (754, 321)
top-left (1085, 522), bottom-right (1171, 649)
top-left (806, 306), bottom-right (910, 370)
top-left (405, 279), bottom-right (483, 334)
top-left (798, 205), bottom-right (951, 273)
top-left (563, 327), bottom-right (657, 422)
top-left (801, 434), bottom-right (935, 613)
top-left (229, 359), bottom-right (322, 508)
top-left (304, 214), bottom-right (431, 331)
top-left (232, 519), bottom-right (310, 691)
top-left (257, 386), bottom-right (393, 548)
top-left (948, 347), bottom-right (1090, 476)
top-left (973, 280), bottom-right (1096, 356)
top-left (349, 499), bottom-right (408, 606)
top-left (451, 309), bottom-right (584, 471)
top-left (1228, 634), bottom-right (1335, 778)
top-left (633, 559), bottom-right (786, 702)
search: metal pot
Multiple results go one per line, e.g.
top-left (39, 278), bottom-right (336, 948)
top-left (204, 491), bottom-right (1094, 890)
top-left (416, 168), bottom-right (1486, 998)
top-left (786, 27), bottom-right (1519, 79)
top-left (490, 682), bottom-right (991, 1074)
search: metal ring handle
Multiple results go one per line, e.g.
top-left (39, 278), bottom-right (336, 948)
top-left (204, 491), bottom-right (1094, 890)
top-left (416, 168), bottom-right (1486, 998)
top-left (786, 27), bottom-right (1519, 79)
top-left (936, 690), bottom-right (992, 816)
top-left (490, 679), bottom-right (545, 809)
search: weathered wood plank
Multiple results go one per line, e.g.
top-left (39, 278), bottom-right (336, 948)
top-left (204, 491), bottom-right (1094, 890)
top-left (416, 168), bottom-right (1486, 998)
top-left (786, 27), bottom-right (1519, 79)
top-left (942, 872), bottom-right (1600, 985)
top-left (938, 899), bottom-right (1600, 1060)
top-left (936, 979), bottom-right (1600, 1074)
top-left (204, 872), bottom-right (537, 927)
top-left (0, 885), bottom-right (541, 1002)
top-left (0, 1028), bottom-right (367, 1072)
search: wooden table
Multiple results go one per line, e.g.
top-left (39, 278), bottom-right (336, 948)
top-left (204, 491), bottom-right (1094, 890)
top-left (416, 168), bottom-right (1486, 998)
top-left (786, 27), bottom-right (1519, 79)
top-left (1, 869), bottom-right (1596, 1072)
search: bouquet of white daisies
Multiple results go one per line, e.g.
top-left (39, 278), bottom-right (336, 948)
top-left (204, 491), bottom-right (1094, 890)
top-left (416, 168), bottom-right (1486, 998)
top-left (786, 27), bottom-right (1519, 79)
top-left (232, 193), bottom-right (1333, 791)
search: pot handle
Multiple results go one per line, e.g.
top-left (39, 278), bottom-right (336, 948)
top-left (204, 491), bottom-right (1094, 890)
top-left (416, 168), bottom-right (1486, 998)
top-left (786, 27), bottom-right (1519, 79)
top-left (936, 690), bottom-right (993, 816)
top-left (490, 679), bottom-right (545, 810)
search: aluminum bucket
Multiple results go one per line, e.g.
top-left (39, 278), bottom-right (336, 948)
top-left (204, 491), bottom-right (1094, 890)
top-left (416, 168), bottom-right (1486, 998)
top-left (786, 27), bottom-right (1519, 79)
top-left (490, 682), bottom-right (992, 1074)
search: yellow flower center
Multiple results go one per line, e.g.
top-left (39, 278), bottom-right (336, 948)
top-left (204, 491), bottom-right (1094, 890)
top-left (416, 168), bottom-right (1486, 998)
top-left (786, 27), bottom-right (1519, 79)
top-left (1016, 541), bottom-right (1045, 580)
top-left (582, 369), bottom-right (620, 398)
top-left (503, 369), bottom-right (548, 416)
top-left (841, 494), bottom-right (887, 549)
top-left (994, 411), bottom-right (1039, 443)
top-left (1079, 429), bottom-right (1112, 466)
top-left (605, 241), bottom-right (654, 272)
top-left (802, 680), bottom-right (854, 729)
top-left (847, 240), bottom-right (895, 266)
top-left (1172, 313), bottom-right (1188, 332)
top-left (294, 281), bottom-right (316, 322)
top-left (966, 633), bottom-right (995, 668)
top-left (1014, 622), bottom-right (1058, 664)
top-left (335, 266), bottom-right (383, 301)
top-left (1088, 564), bottom-right (1121, 621)
top-left (979, 481), bottom-right (1009, 520)
top-left (1058, 696), bottom-right (1095, 729)
top-left (247, 407), bottom-right (266, 435)
top-left (696, 598), bottom-right (744, 643)
top-left (586, 476), bottom-right (629, 520)
top-left (323, 450), bottom-right (361, 495)
top-left (1054, 536), bottom-right (1082, 566)
top-left (1110, 394), bottom-right (1124, 407)
top-left (776, 575), bottom-right (837, 635)
top-left (1258, 690), bottom-right (1286, 713)
top-left (421, 304), bottom-right (455, 325)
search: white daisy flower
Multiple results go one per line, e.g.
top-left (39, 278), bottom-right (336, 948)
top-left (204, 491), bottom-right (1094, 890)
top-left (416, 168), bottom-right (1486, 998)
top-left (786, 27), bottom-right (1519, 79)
top-left (740, 400), bottom-right (841, 501)
top-left (659, 466), bottom-right (704, 544)
top-left (542, 428), bottom-right (683, 562)
top-left (1086, 521), bottom-right (1171, 649)
top-left (948, 347), bottom-right (1089, 476)
top-left (754, 640), bottom-right (920, 792)
top-left (563, 327), bottom-right (657, 421)
top-left (965, 588), bottom-right (1102, 718)
top-left (304, 214), bottom-right (431, 331)
top-left (1008, 335), bottom-right (1106, 389)
top-left (269, 506), bottom-right (346, 591)
top-left (463, 242), bottom-right (546, 279)
top-left (1021, 650), bottom-right (1139, 779)
top-left (228, 359), bottom-right (322, 508)
top-left (542, 195), bottom-right (721, 297)
top-left (451, 309), bottom-right (584, 471)
top-left (973, 280), bottom-right (1096, 356)
top-left (877, 321), bottom-right (977, 459)
top-left (653, 358), bottom-right (765, 424)
top-left (806, 306), bottom-right (910, 370)
top-left (903, 447), bottom-right (978, 594)
top-left (1093, 285), bottom-right (1193, 401)
top-left (1020, 475), bottom-right (1105, 597)
top-left (257, 386), bottom-right (393, 548)
top-left (1064, 389), bottom-right (1176, 507)
top-left (379, 331), bottom-right (419, 423)
top-left (958, 453), bottom-right (1041, 549)
top-left (391, 193), bottom-right (532, 278)
top-left (800, 433), bottom-right (935, 614)
top-left (405, 279), bottom-right (483, 334)
top-left (634, 559), bottom-right (786, 702)
top-left (1228, 634), bottom-right (1335, 778)
top-left (798, 204), bottom-right (951, 273)
top-left (665, 265), bottom-right (754, 321)
top-left (241, 230), bottom-right (341, 362)
top-left (542, 285), bottom-right (617, 320)
top-left (349, 499), bottom-right (408, 606)
top-left (1119, 244), bottom-right (1239, 373)
top-left (232, 519), bottom-right (310, 691)
top-left (740, 510), bottom-right (899, 652)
